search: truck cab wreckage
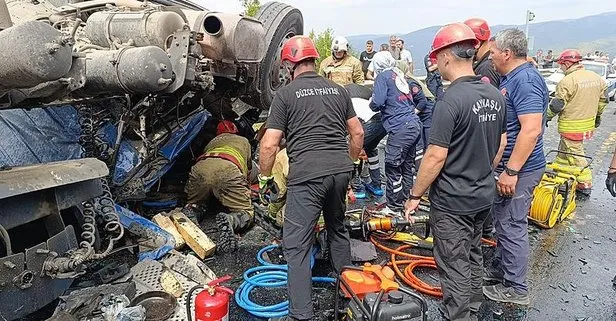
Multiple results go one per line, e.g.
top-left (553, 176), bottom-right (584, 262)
top-left (0, 0), bottom-right (303, 318)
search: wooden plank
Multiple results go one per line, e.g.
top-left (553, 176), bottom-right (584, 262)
top-left (171, 211), bottom-right (216, 259)
top-left (152, 214), bottom-right (186, 249)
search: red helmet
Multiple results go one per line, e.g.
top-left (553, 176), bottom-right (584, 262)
top-left (464, 18), bottom-right (491, 42)
top-left (429, 23), bottom-right (479, 59)
top-left (281, 35), bottom-right (320, 64)
top-left (216, 120), bottom-right (238, 136)
top-left (557, 49), bottom-right (582, 64)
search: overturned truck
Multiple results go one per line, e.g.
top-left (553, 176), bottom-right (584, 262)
top-left (0, 0), bottom-right (303, 319)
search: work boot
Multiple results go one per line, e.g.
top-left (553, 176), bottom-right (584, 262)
top-left (576, 182), bottom-right (592, 196)
top-left (483, 267), bottom-right (504, 284)
top-left (182, 203), bottom-right (204, 224)
top-left (364, 182), bottom-right (384, 196)
top-left (482, 284), bottom-right (530, 305)
top-left (216, 212), bottom-right (253, 253)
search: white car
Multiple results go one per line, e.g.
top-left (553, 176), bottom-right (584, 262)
top-left (544, 60), bottom-right (616, 100)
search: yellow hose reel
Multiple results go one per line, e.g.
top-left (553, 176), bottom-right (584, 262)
top-left (529, 150), bottom-right (590, 229)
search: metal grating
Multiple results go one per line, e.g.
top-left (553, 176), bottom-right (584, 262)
top-left (130, 260), bottom-right (202, 321)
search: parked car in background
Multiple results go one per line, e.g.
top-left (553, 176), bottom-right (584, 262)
top-left (545, 60), bottom-right (616, 100)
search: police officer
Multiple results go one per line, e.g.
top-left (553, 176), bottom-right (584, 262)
top-left (369, 51), bottom-right (422, 213)
top-left (259, 35), bottom-right (364, 321)
top-left (184, 120), bottom-right (253, 253)
top-left (547, 49), bottom-right (608, 194)
top-left (464, 18), bottom-right (500, 88)
top-left (405, 23), bottom-right (507, 321)
top-left (424, 54), bottom-right (445, 100)
top-left (319, 36), bottom-right (364, 86)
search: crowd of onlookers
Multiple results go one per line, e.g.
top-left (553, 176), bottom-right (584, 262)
top-left (533, 49), bottom-right (614, 69)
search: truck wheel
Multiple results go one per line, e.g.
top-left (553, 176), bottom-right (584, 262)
top-left (254, 2), bottom-right (303, 110)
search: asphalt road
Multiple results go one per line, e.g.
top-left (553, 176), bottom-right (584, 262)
top-left (210, 102), bottom-right (616, 321)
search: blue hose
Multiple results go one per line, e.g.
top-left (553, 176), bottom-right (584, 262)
top-left (234, 244), bottom-right (336, 318)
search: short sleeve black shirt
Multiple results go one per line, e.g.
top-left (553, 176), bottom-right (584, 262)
top-left (266, 71), bottom-right (356, 185)
top-left (429, 76), bottom-right (507, 215)
top-left (360, 51), bottom-right (376, 73)
top-left (473, 53), bottom-right (501, 88)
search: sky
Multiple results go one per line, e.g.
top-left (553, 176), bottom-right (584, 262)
top-left (198, 0), bottom-right (614, 36)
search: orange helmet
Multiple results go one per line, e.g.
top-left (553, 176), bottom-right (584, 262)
top-left (216, 120), bottom-right (238, 136)
top-left (557, 49), bottom-right (582, 64)
top-left (281, 35), bottom-right (320, 64)
top-left (464, 18), bottom-right (491, 42)
top-left (429, 23), bottom-right (479, 59)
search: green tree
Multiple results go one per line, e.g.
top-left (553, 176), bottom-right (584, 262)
top-left (308, 28), bottom-right (334, 66)
top-left (240, 0), bottom-right (261, 17)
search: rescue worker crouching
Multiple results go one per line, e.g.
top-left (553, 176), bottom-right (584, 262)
top-left (369, 51), bottom-right (422, 213)
top-left (547, 49), bottom-right (608, 194)
top-left (319, 36), bottom-right (365, 86)
top-left (184, 120), bottom-right (254, 253)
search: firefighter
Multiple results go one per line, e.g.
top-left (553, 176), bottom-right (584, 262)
top-left (319, 36), bottom-right (364, 86)
top-left (547, 49), bottom-right (608, 194)
top-left (464, 18), bottom-right (500, 87)
top-left (184, 120), bottom-right (253, 253)
top-left (424, 54), bottom-right (445, 100)
top-left (260, 35), bottom-right (364, 321)
top-left (405, 23), bottom-right (507, 321)
top-left (398, 62), bottom-right (435, 151)
top-left (369, 51), bottom-right (422, 213)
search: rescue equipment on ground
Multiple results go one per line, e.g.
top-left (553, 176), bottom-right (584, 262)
top-left (529, 150), bottom-right (592, 228)
top-left (336, 264), bottom-right (428, 321)
top-left (186, 275), bottom-right (234, 321)
top-left (235, 244), bottom-right (335, 319)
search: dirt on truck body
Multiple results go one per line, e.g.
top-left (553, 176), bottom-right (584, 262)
top-left (0, 0), bottom-right (303, 319)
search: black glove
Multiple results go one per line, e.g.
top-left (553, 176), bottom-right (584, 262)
top-left (595, 116), bottom-right (602, 128)
top-left (607, 171), bottom-right (616, 197)
top-left (258, 174), bottom-right (279, 205)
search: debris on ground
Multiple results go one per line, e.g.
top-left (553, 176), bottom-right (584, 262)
top-left (171, 210), bottom-right (217, 259)
top-left (153, 213), bottom-right (186, 249)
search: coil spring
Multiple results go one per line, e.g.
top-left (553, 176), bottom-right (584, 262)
top-left (78, 105), bottom-right (96, 158)
top-left (92, 178), bottom-right (124, 259)
top-left (79, 201), bottom-right (97, 250)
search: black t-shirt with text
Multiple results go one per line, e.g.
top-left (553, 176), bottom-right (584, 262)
top-left (428, 76), bottom-right (507, 215)
top-left (266, 71), bottom-right (356, 185)
top-left (360, 51), bottom-right (376, 73)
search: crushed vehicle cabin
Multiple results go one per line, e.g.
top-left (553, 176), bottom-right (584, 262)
top-left (0, 0), bottom-right (303, 319)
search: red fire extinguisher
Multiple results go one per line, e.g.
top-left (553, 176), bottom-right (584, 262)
top-left (186, 275), bottom-right (234, 321)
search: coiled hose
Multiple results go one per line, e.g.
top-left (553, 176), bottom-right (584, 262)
top-left (370, 235), bottom-right (497, 297)
top-left (234, 244), bottom-right (336, 319)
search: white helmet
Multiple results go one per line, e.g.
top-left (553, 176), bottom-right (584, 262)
top-left (331, 36), bottom-right (349, 53)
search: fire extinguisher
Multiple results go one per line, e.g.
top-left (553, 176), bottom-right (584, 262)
top-left (186, 275), bottom-right (234, 321)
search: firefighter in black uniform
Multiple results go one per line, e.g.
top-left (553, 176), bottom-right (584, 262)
top-left (465, 18), bottom-right (500, 88)
top-left (259, 35), bottom-right (364, 321)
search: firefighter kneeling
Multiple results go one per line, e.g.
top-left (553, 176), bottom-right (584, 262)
top-left (184, 120), bottom-right (254, 253)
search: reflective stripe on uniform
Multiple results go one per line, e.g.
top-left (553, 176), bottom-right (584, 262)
top-left (558, 117), bottom-right (596, 134)
top-left (204, 146), bottom-right (248, 175)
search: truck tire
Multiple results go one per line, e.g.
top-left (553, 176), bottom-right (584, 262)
top-left (253, 2), bottom-right (303, 110)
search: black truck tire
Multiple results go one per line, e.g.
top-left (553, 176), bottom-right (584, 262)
top-left (253, 2), bottom-right (304, 110)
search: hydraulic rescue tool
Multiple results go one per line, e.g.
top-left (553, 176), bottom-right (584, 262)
top-left (346, 206), bottom-right (430, 241)
top-left (529, 150), bottom-right (592, 228)
top-left (335, 264), bottom-right (428, 321)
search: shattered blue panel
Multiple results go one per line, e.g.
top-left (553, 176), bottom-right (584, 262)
top-left (115, 205), bottom-right (174, 261)
top-left (0, 106), bottom-right (81, 166)
top-left (144, 111), bottom-right (209, 190)
top-left (101, 111), bottom-right (209, 189)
